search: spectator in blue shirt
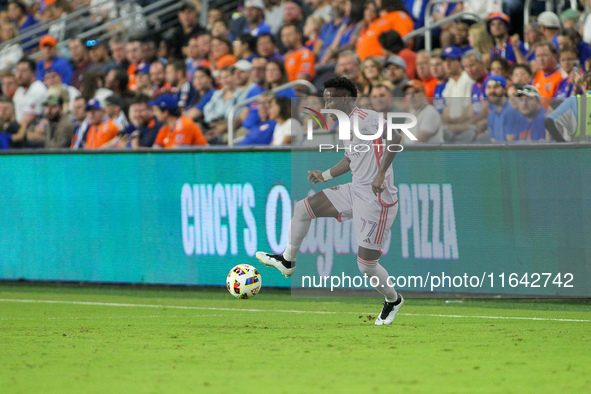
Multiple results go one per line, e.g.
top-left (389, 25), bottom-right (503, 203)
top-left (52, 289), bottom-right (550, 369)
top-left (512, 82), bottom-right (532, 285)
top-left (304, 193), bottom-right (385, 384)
top-left (514, 85), bottom-right (547, 141)
top-left (36, 35), bottom-right (73, 85)
top-left (243, 0), bottom-right (272, 37)
top-left (8, 0), bottom-right (38, 34)
top-left (129, 94), bottom-right (164, 148)
top-left (318, 0), bottom-right (349, 60)
top-left (485, 75), bottom-right (521, 142)
top-left (186, 67), bottom-right (216, 122)
top-left (238, 93), bottom-right (276, 145)
top-left (487, 12), bottom-right (526, 65)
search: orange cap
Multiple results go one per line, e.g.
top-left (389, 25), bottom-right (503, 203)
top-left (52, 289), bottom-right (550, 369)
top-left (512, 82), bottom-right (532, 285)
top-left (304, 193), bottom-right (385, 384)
top-left (40, 35), bottom-right (57, 47)
top-left (402, 79), bottom-right (425, 92)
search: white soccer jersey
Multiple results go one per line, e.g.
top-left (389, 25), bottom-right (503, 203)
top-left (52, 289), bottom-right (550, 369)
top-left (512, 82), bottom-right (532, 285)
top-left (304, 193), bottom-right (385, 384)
top-left (343, 107), bottom-right (398, 206)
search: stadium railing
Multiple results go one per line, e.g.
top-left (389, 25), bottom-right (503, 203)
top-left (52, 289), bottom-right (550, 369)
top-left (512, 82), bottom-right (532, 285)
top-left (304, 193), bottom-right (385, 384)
top-left (227, 80), bottom-right (318, 147)
top-left (409, 10), bottom-right (482, 48)
top-left (0, 0), bottom-right (183, 74)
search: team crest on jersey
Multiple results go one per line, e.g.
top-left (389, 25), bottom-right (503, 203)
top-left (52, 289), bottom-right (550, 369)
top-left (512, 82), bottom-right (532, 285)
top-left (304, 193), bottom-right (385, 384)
top-left (261, 124), bottom-right (269, 131)
top-left (288, 59), bottom-right (295, 65)
top-left (546, 83), bottom-right (551, 91)
top-left (175, 134), bottom-right (184, 142)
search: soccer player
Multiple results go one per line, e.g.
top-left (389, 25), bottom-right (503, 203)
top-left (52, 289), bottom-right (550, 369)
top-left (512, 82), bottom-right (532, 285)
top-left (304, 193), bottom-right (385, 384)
top-left (256, 76), bottom-right (404, 326)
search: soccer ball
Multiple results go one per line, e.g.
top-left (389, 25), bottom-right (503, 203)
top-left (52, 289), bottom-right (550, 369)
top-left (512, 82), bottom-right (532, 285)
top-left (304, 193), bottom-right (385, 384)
top-left (226, 264), bottom-right (262, 299)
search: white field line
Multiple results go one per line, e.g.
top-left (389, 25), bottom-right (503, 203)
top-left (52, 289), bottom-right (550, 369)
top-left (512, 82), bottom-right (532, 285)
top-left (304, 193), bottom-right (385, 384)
top-left (0, 298), bottom-right (588, 323)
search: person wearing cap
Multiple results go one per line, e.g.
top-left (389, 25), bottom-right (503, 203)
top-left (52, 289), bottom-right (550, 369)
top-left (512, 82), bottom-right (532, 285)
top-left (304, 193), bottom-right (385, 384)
top-left (560, 9), bottom-right (581, 30)
top-left (36, 35), bottom-right (73, 86)
top-left (384, 55), bottom-right (409, 98)
top-left (87, 39), bottom-right (117, 75)
top-left (151, 94), bottom-right (207, 148)
top-left (402, 80), bottom-right (444, 144)
top-left (13, 58), bottom-right (48, 122)
top-left (165, 60), bottom-right (198, 112)
top-left (43, 67), bottom-right (81, 113)
top-left (485, 75), bottom-right (520, 142)
top-left (233, 60), bottom-right (255, 102)
top-left (532, 41), bottom-right (568, 100)
top-left (105, 94), bottom-right (130, 133)
top-left (84, 98), bottom-right (120, 149)
top-left (26, 95), bottom-right (75, 148)
top-left (513, 85), bottom-right (546, 141)
top-left (135, 62), bottom-right (153, 97)
top-left (536, 11), bottom-right (561, 48)
top-left (545, 73), bottom-right (591, 142)
top-left (281, 23), bottom-right (315, 82)
top-left (170, 2), bottom-right (206, 58)
top-left (441, 46), bottom-right (473, 99)
top-left (429, 49), bottom-right (448, 113)
top-left (487, 12), bottom-right (526, 64)
top-left (243, 0), bottom-right (272, 37)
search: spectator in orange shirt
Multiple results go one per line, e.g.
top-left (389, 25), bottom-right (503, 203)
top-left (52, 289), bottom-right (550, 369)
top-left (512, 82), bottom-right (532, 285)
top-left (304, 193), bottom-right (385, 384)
top-left (125, 38), bottom-right (142, 91)
top-left (416, 51), bottom-right (438, 98)
top-left (211, 35), bottom-right (237, 71)
top-left (532, 41), bottom-right (567, 100)
top-left (356, 0), bottom-right (413, 61)
top-left (150, 94), bottom-right (208, 148)
top-left (281, 24), bottom-right (315, 82)
top-left (84, 98), bottom-right (119, 149)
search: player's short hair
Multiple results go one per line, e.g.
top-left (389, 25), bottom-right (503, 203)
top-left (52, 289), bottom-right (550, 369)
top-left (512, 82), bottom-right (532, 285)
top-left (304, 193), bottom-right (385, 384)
top-left (324, 76), bottom-right (359, 98)
top-left (462, 49), bottom-right (483, 63)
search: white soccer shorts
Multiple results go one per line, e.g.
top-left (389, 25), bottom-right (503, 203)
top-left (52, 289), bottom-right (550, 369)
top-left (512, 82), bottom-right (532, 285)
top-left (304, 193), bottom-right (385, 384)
top-left (323, 183), bottom-right (398, 251)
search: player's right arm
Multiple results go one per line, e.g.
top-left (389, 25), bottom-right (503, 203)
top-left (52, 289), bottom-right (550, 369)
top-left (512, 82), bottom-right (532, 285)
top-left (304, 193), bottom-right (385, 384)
top-left (308, 157), bottom-right (351, 184)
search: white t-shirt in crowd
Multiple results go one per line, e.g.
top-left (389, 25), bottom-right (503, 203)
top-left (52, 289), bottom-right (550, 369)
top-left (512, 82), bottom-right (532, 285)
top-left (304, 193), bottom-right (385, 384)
top-left (272, 118), bottom-right (303, 145)
top-left (13, 80), bottom-right (48, 121)
top-left (404, 103), bottom-right (444, 144)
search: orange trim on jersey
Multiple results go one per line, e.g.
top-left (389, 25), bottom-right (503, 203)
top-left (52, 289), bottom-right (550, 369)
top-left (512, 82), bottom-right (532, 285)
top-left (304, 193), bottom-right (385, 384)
top-left (357, 257), bottom-right (378, 266)
top-left (303, 198), bottom-right (316, 219)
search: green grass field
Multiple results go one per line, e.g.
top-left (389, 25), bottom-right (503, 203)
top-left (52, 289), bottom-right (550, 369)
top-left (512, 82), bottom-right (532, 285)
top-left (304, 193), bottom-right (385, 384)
top-left (1, 284), bottom-right (590, 393)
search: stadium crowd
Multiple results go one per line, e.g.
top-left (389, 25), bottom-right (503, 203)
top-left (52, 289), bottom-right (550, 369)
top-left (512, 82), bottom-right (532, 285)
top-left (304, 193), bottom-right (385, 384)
top-left (0, 0), bottom-right (590, 149)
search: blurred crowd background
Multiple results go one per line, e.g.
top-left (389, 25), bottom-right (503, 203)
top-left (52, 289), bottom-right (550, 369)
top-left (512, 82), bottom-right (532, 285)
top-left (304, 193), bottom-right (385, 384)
top-left (0, 0), bottom-right (589, 149)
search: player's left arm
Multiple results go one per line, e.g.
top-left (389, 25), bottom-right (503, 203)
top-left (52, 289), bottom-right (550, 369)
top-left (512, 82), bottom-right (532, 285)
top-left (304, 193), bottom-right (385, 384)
top-left (372, 128), bottom-right (402, 196)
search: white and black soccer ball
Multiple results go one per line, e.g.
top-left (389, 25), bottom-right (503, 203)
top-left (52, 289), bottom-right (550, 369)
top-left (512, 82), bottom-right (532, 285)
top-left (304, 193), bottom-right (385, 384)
top-left (226, 264), bottom-right (262, 299)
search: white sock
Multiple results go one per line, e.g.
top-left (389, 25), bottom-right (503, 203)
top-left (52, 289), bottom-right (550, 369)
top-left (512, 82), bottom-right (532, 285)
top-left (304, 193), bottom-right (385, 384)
top-left (283, 198), bottom-right (315, 262)
top-left (357, 257), bottom-right (398, 302)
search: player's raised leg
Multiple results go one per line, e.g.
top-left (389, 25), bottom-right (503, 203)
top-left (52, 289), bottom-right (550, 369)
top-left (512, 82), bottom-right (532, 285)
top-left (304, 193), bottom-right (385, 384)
top-left (356, 246), bottom-right (404, 325)
top-left (256, 191), bottom-right (338, 277)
